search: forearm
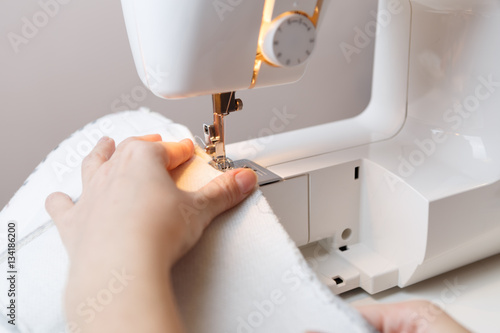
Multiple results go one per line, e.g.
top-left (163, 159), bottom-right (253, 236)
top-left (84, 273), bottom-right (185, 333)
top-left (65, 255), bottom-right (186, 333)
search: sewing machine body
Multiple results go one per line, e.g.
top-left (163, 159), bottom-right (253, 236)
top-left (122, 0), bottom-right (500, 294)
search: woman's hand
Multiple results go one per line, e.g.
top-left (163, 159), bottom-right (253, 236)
top-left (357, 300), bottom-right (470, 333)
top-left (46, 134), bottom-right (257, 333)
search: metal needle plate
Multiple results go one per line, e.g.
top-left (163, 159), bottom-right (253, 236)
top-left (232, 159), bottom-right (283, 186)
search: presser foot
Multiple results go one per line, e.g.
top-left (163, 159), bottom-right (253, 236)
top-left (209, 157), bottom-right (234, 171)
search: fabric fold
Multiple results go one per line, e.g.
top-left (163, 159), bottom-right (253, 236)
top-left (0, 110), bottom-right (375, 333)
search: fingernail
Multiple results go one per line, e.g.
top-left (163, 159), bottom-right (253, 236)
top-left (98, 136), bottom-right (109, 144)
top-left (235, 169), bottom-right (258, 194)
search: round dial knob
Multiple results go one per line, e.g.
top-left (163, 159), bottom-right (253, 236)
top-left (261, 13), bottom-right (317, 68)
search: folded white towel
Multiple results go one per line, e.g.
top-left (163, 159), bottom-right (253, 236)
top-left (0, 110), bottom-right (375, 333)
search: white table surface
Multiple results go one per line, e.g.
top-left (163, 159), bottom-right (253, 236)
top-left (340, 254), bottom-right (500, 333)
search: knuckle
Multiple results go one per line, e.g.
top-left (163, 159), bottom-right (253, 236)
top-left (217, 175), bottom-right (240, 208)
top-left (82, 150), bottom-right (103, 168)
top-left (119, 137), bottom-right (136, 148)
top-left (120, 140), bottom-right (146, 160)
top-left (180, 194), bottom-right (211, 230)
top-left (117, 137), bottom-right (141, 154)
top-left (123, 139), bottom-right (143, 152)
top-left (123, 140), bottom-right (163, 159)
top-left (149, 142), bottom-right (166, 156)
top-left (81, 151), bottom-right (94, 167)
top-left (118, 137), bottom-right (166, 163)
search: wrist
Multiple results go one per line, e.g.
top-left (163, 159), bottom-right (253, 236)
top-left (65, 257), bottom-right (173, 331)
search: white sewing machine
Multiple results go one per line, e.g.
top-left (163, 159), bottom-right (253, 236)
top-left (121, 0), bottom-right (500, 295)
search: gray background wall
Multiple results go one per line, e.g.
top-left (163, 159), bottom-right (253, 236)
top-left (0, 0), bottom-right (376, 208)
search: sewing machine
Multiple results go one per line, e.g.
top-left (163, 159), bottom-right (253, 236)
top-left (121, 0), bottom-right (500, 295)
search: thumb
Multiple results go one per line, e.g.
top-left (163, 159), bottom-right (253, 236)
top-left (196, 168), bottom-right (258, 226)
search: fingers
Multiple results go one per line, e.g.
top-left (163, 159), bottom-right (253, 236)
top-left (355, 301), bottom-right (467, 333)
top-left (116, 134), bottom-right (163, 152)
top-left (45, 192), bottom-right (74, 225)
top-left (160, 139), bottom-right (194, 170)
top-left (136, 134), bottom-right (163, 142)
top-left (81, 135), bottom-right (194, 185)
top-left (356, 304), bottom-right (388, 332)
top-left (116, 135), bottom-right (194, 171)
top-left (81, 136), bottom-right (115, 188)
top-left (193, 168), bottom-right (258, 226)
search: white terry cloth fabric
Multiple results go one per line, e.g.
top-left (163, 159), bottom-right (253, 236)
top-left (0, 110), bottom-right (375, 333)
